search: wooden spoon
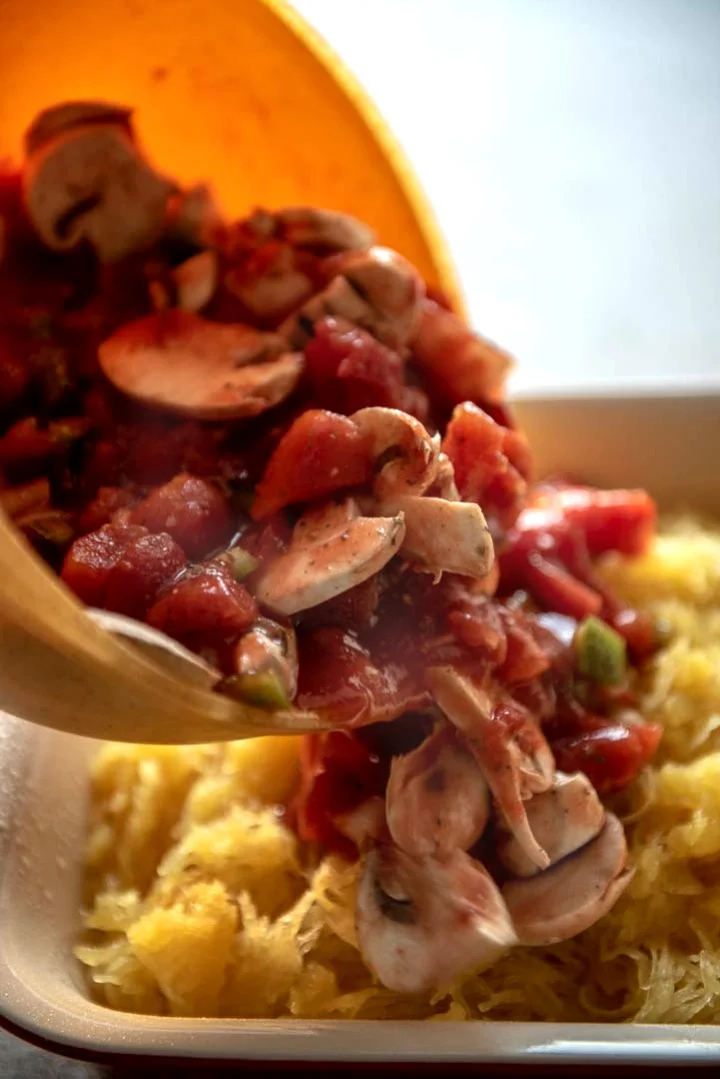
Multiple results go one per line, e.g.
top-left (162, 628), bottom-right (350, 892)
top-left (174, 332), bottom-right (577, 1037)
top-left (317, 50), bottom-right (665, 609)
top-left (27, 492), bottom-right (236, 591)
top-left (0, 508), bottom-right (326, 744)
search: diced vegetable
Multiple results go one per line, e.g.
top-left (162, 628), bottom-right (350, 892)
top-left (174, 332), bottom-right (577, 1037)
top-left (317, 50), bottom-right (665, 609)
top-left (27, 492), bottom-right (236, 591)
top-left (574, 616), bottom-right (627, 686)
top-left (223, 546), bottom-right (259, 581)
top-left (223, 670), bottom-right (289, 710)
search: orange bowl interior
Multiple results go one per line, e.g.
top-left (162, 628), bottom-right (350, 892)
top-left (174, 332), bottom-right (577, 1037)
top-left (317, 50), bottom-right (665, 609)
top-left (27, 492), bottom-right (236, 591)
top-left (0, 0), bottom-right (463, 309)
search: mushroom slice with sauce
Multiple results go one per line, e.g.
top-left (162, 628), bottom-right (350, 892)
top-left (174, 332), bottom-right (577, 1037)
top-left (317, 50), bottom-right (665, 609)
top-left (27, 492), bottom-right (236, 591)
top-left (386, 723), bottom-right (490, 857)
top-left (502, 813), bottom-right (632, 946)
top-left (255, 497), bottom-right (405, 616)
top-left (23, 101), bottom-right (133, 155)
top-left (356, 844), bottom-right (517, 993)
top-left (330, 246), bottom-right (425, 349)
top-left (351, 407), bottom-right (439, 498)
top-left (22, 103), bottom-right (174, 262)
top-left (98, 311), bottom-right (302, 420)
top-left (378, 495), bottom-right (494, 580)
top-left (274, 207), bottom-right (375, 252)
top-left (427, 667), bottom-right (555, 871)
top-left (282, 246), bottom-right (424, 350)
top-left (496, 771), bottom-right (606, 879)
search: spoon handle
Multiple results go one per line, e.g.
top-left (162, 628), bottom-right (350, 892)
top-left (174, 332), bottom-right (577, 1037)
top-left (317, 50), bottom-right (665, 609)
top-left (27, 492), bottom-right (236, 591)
top-left (0, 509), bottom-right (324, 743)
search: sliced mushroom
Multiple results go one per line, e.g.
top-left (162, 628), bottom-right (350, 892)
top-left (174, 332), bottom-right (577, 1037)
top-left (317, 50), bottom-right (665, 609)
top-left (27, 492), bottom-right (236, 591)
top-left (22, 120), bottom-right (174, 262)
top-left (502, 813), bottom-right (632, 946)
top-left (411, 299), bottom-right (515, 406)
top-left (98, 311), bottom-right (302, 420)
top-left (434, 452), bottom-right (461, 501)
top-left (282, 246), bottom-right (424, 350)
top-left (386, 724), bottom-right (490, 857)
top-left (255, 497), bottom-right (405, 616)
top-left (173, 250), bottom-right (218, 313)
top-left (23, 101), bottom-right (133, 156)
top-left (225, 243), bottom-right (315, 321)
top-left (350, 407), bottom-right (439, 498)
top-left (377, 494), bottom-right (494, 580)
top-left (281, 273), bottom-right (370, 347)
top-left (427, 667), bottom-right (555, 871)
top-left (275, 207), bottom-right (375, 252)
top-left (496, 771), bottom-right (606, 878)
top-left (331, 246), bottom-right (425, 348)
top-left (356, 844), bottom-right (517, 993)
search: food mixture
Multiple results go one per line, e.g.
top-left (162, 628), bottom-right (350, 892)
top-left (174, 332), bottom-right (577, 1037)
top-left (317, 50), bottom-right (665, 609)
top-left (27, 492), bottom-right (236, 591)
top-left (2, 101), bottom-right (718, 1022)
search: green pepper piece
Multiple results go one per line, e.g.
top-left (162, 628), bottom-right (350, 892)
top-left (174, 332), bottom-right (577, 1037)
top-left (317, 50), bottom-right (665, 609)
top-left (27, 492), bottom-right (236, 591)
top-left (226, 546), bottom-right (259, 581)
top-left (574, 616), bottom-right (627, 686)
top-left (224, 671), bottom-right (289, 710)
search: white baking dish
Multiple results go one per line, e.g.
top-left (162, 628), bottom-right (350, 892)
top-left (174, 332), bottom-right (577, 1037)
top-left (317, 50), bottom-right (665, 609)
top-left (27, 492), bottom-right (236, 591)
top-left (1, 388), bottom-right (720, 1065)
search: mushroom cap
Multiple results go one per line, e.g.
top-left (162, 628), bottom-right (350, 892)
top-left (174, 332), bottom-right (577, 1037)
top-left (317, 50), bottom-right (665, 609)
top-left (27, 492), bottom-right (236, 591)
top-left (356, 844), bottom-right (517, 993)
top-left (22, 124), bottom-right (174, 261)
top-left (502, 812), bottom-right (633, 946)
top-left (386, 724), bottom-right (490, 857)
top-left (98, 311), bottom-right (302, 420)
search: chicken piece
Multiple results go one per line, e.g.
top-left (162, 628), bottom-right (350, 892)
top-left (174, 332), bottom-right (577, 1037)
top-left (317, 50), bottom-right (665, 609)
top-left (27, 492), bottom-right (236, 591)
top-left (411, 299), bottom-right (514, 407)
top-left (427, 668), bottom-right (554, 871)
top-left (283, 246), bottom-right (424, 350)
top-left (496, 771), bottom-right (606, 878)
top-left (356, 844), bottom-right (517, 993)
top-left (502, 813), bottom-right (632, 945)
top-left (274, 207), bottom-right (375, 252)
top-left (255, 498), bottom-right (404, 616)
top-left (98, 311), bottom-right (302, 420)
top-left (386, 724), bottom-right (490, 857)
top-left (332, 796), bottom-right (388, 851)
top-left (22, 101), bottom-right (174, 261)
top-left (378, 494), bottom-right (493, 580)
top-left (350, 407), bottom-right (439, 498)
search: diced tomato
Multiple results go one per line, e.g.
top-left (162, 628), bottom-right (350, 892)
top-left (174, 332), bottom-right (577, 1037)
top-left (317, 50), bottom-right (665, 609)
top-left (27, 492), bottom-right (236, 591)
top-left (495, 609), bottom-right (552, 684)
top-left (77, 486), bottom-right (137, 534)
top-left (296, 574), bottom-right (383, 632)
top-left (0, 416), bottom-right (89, 469)
top-left (61, 523), bottom-right (186, 618)
top-left (442, 401), bottom-right (530, 531)
top-left (551, 720), bottom-right (663, 794)
top-left (294, 731), bottom-right (387, 859)
top-left (251, 409), bottom-right (372, 519)
top-left (102, 533), bottom-right (188, 619)
top-left (295, 627), bottom-right (427, 728)
top-left (130, 473), bottom-right (233, 559)
top-left (515, 484), bottom-right (656, 559)
top-left (146, 563), bottom-right (258, 648)
top-left (304, 316), bottom-right (427, 417)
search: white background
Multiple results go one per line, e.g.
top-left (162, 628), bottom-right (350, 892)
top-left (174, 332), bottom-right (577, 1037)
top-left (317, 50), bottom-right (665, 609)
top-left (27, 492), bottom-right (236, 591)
top-left (294, 0), bottom-right (720, 393)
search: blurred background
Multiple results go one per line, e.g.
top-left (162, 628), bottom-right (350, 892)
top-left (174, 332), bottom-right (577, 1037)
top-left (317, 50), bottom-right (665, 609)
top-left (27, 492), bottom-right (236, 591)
top-left (295, 0), bottom-right (720, 394)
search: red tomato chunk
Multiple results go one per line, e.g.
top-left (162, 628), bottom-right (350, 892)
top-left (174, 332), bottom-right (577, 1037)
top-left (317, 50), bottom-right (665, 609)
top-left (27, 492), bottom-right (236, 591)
top-left (61, 523), bottom-right (186, 619)
top-left (251, 410), bottom-right (372, 519)
top-left (129, 473), bottom-right (232, 559)
top-left (146, 563), bottom-right (258, 649)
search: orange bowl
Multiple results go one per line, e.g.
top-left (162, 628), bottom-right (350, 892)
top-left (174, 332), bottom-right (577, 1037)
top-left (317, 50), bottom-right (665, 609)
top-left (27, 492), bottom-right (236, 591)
top-left (0, 0), bottom-right (464, 309)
